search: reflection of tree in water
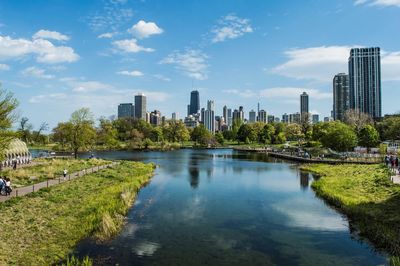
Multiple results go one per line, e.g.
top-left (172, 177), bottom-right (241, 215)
top-left (300, 172), bottom-right (309, 190)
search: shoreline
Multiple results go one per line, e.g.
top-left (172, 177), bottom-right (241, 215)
top-left (0, 161), bottom-right (155, 265)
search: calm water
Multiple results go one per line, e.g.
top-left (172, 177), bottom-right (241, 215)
top-left (75, 149), bottom-right (388, 265)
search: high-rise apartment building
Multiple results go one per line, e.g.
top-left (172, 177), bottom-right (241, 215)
top-left (204, 100), bottom-right (215, 133)
top-left (134, 93), bottom-right (147, 120)
top-left (312, 114), bottom-right (319, 124)
top-left (258, 110), bottom-right (267, 123)
top-left (300, 92), bottom-right (309, 117)
top-left (282, 113), bottom-right (289, 123)
top-left (348, 47), bottom-right (381, 118)
top-left (249, 110), bottom-right (256, 123)
top-left (333, 73), bottom-right (350, 121)
top-left (118, 103), bottom-right (134, 119)
top-left (150, 110), bottom-right (162, 126)
top-left (188, 90), bottom-right (200, 115)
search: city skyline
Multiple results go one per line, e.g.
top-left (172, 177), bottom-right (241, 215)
top-left (0, 1), bottom-right (399, 129)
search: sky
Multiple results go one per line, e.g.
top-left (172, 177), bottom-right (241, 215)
top-left (0, 0), bottom-right (399, 129)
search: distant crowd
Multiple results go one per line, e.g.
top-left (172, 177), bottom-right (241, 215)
top-left (384, 155), bottom-right (400, 174)
top-left (0, 177), bottom-right (12, 196)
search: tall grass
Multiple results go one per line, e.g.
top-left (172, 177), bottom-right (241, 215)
top-left (1, 158), bottom-right (110, 187)
top-left (0, 161), bottom-right (154, 265)
top-left (302, 164), bottom-right (400, 255)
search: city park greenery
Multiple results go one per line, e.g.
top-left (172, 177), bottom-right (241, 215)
top-left (0, 160), bottom-right (154, 265)
top-left (302, 164), bottom-right (400, 257)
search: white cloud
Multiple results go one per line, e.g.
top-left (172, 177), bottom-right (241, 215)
top-left (153, 74), bottom-right (171, 82)
top-left (211, 14), bottom-right (253, 43)
top-left (0, 35), bottom-right (79, 64)
top-left (97, 32), bottom-right (116, 39)
top-left (72, 81), bottom-right (113, 93)
top-left (0, 63), bottom-right (9, 70)
top-left (223, 89), bottom-right (256, 98)
top-left (86, 0), bottom-right (134, 32)
top-left (260, 87), bottom-right (331, 100)
top-left (272, 45), bottom-right (400, 82)
top-left (128, 20), bottom-right (163, 39)
top-left (355, 0), bottom-right (400, 7)
top-left (29, 93), bottom-right (66, 103)
top-left (22, 66), bottom-right (54, 79)
top-left (117, 70), bottom-right (144, 77)
top-left (113, 39), bottom-right (154, 53)
top-left (33, 30), bottom-right (70, 41)
top-left (160, 49), bottom-right (208, 80)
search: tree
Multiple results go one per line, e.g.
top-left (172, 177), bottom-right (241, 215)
top-left (33, 122), bottom-right (49, 143)
top-left (358, 125), bottom-right (380, 151)
top-left (237, 124), bottom-right (257, 143)
top-left (97, 118), bottom-right (119, 149)
top-left (163, 120), bottom-right (189, 143)
top-left (149, 127), bottom-right (163, 142)
top-left (0, 89), bottom-right (18, 161)
top-left (215, 132), bottom-right (225, 145)
top-left (191, 125), bottom-right (212, 146)
top-left (300, 112), bottom-right (312, 140)
top-left (259, 124), bottom-right (275, 144)
top-left (57, 108), bottom-right (96, 158)
top-left (320, 122), bottom-right (357, 152)
top-left (285, 123), bottom-right (303, 141)
top-left (344, 109), bottom-right (373, 133)
top-left (377, 116), bottom-right (400, 141)
top-left (18, 117), bottom-right (33, 143)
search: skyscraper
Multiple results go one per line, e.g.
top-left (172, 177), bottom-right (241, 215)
top-left (312, 114), bottom-right (320, 124)
top-left (348, 47), bottom-right (381, 118)
top-left (227, 108), bottom-right (232, 128)
top-left (150, 110), bottom-right (162, 126)
top-left (333, 73), bottom-right (350, 121)
top-left (204, 100), bottom-right (215, 133)
top-left (258, 110), bottom-right (267, 123)
top-left (188, 90), bottom-right (200, 115)
top-left (249, 110), bottom-right (256, 123)
top-left (223, 105), bottom-right (228, 124)
top-left (118, 103), bottom-right (134, 119)
top-left (300, 92), bottom-right (309, 116)
top-left (134, 93), bottom-right (147, 120)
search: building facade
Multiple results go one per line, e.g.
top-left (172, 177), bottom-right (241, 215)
top-left (300, 92), bottom-right (309, 117)
top-left (134, 93), bottom-right (147, 120)
top-left (258, 110), bottom-right (267, 123)
top-left (348, 47), bottom-right (382, 118)
top-left (118, 103), bottom-right (134, 119)
top-left (333, 73), bottom-right (350, 121)
top-left (188, 90), bottom-right (200, 115)
top-left (204, 100), bottom-right (215, 133)
top-left (249, 110), bottom-right (256, 123)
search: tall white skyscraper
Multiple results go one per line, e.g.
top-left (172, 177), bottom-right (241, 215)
top-left (134, 93), bottom-right (147, 120)
top-left (204, 100), bottom-right (215, 133)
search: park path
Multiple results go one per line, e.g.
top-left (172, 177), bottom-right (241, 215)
top-left (0, 162), bottom-right (119, 203)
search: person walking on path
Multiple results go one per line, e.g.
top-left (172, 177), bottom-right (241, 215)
top-left (63, 169), bottom-right (68, 180)
top-left (5, 178), bottom-right (12, 196)
top-left (0, 177), bottom-right (5, 195)
top-left (385, 155), bottom-right (390, 167)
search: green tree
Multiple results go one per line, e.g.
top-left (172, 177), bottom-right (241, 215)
top-left (0, 89), bottom-right (18, 161)
top-left (320, 122), bottom-right (357, 152)
top-left (344, 109), bottom-right (373, 133)
top-left (300, 112), bottom-right (312, 140)
top-left (237, 124), bottom-right (257, 143)
top-left (163, 120), bottom-right (190, 143)
top-left (275, 132), bottom-right (287, 144)
top-left (59, 108), bottom-right (96, 158)
top-left (259, 124), bottom-right (275, 144)
top-left (285, 123), bottom-right (303, 141)
top-left (215, 132), bottom-right (225, 145)
top-left (191, 125), bottom-right (212, 146)
top-left (377, 116), bottom-right (400, 141)
top-left (149, 127), bottom-right (163, 142)
top-left (358, 125), bottom-right (380, 152)
top-left (18, 117), bottom-right (33, 143)
top-left (97, 118), bottom-right (119, 149)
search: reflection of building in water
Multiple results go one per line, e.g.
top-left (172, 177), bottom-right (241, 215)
top-left (188, 156), bottom-right (200, 189)
top-left (300, 172), bottom-right (309, 190)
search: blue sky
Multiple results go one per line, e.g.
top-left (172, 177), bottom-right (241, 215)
top-left (0, 0), bottom-right (399, 129)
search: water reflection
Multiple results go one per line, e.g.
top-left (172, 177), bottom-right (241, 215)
top-left (74, 149), bottom-right (388, 266)
top-left (300, 172), bottom-right (310, 190)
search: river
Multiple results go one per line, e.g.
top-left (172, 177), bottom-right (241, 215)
top-left (74, 149), bottom-right (388, 265)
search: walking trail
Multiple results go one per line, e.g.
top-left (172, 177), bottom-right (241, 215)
top-left (0, 162), bottom-right (119, 203)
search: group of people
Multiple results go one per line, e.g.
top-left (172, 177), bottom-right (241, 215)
top-left (0, 177), bottom-right (12, 196)
top-left (384, 155), bottom-right (400, 174)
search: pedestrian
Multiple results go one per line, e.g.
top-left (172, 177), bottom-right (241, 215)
top-left (391, 156), bottom-right (396, 172)
top-left (385, 155), bottom-right (390, 166)
top-left (5, 178), bottom-right (12, 196)
top-left (0, 176), bottom-right (5, 195)
top-left (63, 169), bottom-right (68, 180)
top-left (12, 158), bottom-right (17, 170)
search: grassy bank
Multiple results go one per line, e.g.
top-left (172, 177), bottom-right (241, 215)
top-left (302, 164), bottom-right (400, 255)
top-left (1, 158), bottom-right (110, 188)
top-left (0, 161), bottom-right (154, 265)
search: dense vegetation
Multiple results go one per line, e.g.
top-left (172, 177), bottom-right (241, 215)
top-left (2, 158), bottom-right (110, 187)
top-left (303, 164), bottom-right (400, 255)
top-left (0, 161), bottom-right (154, 265)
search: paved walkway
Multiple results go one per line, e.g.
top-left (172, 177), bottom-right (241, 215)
top-left (0, 162), bottom-right (119, 203)
top-left (390, 168), bottom-right (400, 184)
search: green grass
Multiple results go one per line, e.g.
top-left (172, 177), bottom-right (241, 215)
top-left (0, 161), bottom-right (154, 265)
top-left (302, 163), bottom-right (400, 255)
top-left (1, 158), bottom-right (110, 188)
